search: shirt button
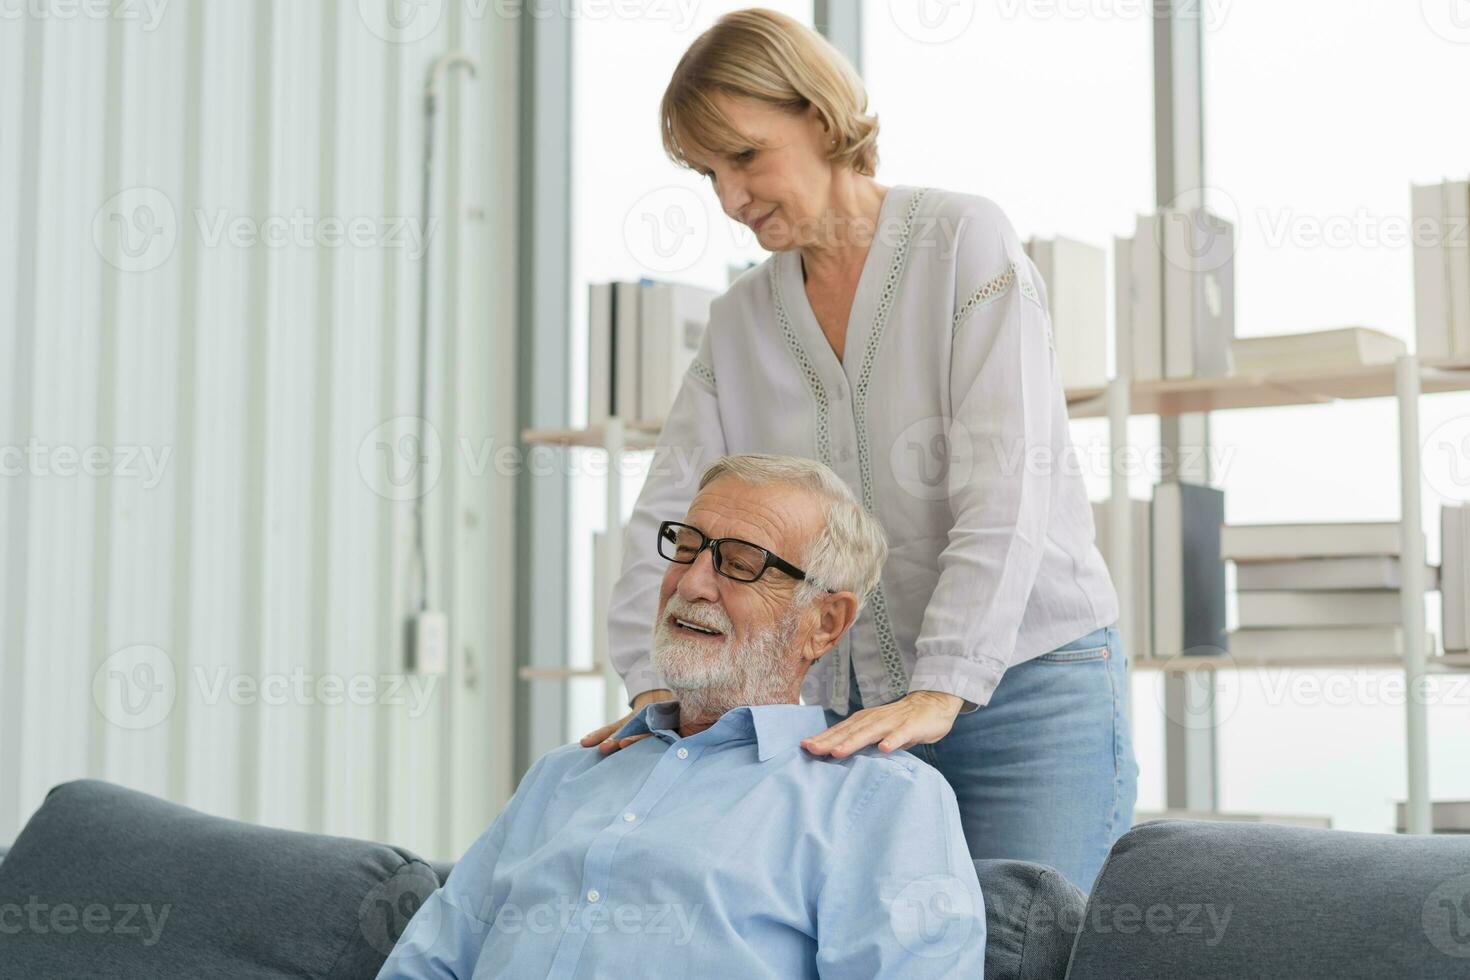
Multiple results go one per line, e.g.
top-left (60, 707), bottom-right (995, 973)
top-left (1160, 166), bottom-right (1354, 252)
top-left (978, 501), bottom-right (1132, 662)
top-left (676, 747), bottom-right (689, 759)
top-left (587, 889), bottom-right (600, 903)
top-left (623, 811), bottom-right (636, 822)
top-left (839, 448), bottom-right (852, 462)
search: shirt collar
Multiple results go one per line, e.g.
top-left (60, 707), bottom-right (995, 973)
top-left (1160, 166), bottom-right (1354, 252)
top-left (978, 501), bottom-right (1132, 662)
top-left (613, 701), bottom-right (830, 762)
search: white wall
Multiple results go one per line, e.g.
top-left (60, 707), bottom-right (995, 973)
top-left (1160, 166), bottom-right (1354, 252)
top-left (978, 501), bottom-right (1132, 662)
top-left (0, 0), bottom-right (521, 861)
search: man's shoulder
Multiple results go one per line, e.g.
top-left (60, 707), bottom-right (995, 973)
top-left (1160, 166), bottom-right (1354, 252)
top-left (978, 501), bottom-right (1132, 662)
top-left (802, 746), bottom-right (957, 808)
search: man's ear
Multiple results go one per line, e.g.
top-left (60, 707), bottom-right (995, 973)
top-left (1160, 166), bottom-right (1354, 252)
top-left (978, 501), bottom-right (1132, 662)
top-left (805, 591), bottom-right (860, 662)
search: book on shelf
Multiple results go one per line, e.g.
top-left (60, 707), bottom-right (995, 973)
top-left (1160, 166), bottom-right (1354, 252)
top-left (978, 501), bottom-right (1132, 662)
top-left (639, 281), bottom-right (717, 423)
top-left (613, 281), bottom-right (643, 420)
top-left (1152, 480), bottom-right (1227, 657)
top-left (1237, 590), bottom-right (1404, 629)
top-left (1091, 497), bottom-right (1153, 661)
top-left (1411, 178), bottom-right (1470, 359)
top-left (1395, 800), bottom-right (1470, 834)
top-left (1126, 215), bottom-right (1164, 381)
top-left (1025, 235), bottom-right (1108, 390)
top-left (1113, 231), bottom-right (1135, 379)
top-left (1117, 209), bottom-right (1234, 382)
top-left (588, 283), bottom-right (614, 425)
top-left (1442, 503), bottom-right (1470, 651)
top-left (1221, 521), bottom-right (1423, 563)
top-left (1228, 625), bottom-right (1435, 660)
top-left (1235, 556), bottom-right (1439, 592)
top-left (588, 278), bottom-right (717, 425)
top-left (1230, 327), bottom-right (1406, 376)
top-left (1160, 208), bottom-right (1235, 380)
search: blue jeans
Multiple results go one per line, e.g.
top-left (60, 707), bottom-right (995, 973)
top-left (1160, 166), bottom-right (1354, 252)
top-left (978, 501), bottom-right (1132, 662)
top-left (827, 623), bottom-right (1138, 895)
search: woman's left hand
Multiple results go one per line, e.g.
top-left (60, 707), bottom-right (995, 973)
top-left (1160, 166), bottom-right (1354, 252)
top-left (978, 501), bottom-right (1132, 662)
top-left (800, 689), bottom-right (966, 757)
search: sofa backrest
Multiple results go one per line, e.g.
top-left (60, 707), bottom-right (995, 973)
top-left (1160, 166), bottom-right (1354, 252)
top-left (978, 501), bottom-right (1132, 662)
top-left (1065, 818), bottom-right (1470, 979)
top-left (0, 780), bottom-right (440, 979)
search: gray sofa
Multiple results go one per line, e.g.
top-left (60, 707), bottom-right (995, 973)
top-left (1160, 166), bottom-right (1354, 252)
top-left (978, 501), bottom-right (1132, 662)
top-left (1, 780), bottom-right (1468, 978)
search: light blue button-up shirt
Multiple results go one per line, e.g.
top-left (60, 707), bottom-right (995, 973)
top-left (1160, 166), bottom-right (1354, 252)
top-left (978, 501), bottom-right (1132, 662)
top-left (377, 700), bottom-right (986, 979)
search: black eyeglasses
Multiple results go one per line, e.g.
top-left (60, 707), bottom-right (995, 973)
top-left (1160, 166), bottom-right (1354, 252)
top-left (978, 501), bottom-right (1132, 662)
top-left (657, 520), bottom-right (829, 590)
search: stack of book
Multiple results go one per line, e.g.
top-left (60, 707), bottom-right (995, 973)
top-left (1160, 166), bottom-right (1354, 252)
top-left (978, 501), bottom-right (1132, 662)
top-left (1411, 177), bottom-right (1470, 360)
top-left (1225, 521), bottom-right (1438, 660)
top-left (1024, 235), bottom-right (1108, 389)
top-left (1229, 327), bottom-right (1405, 376)
top-left (1440, 503), bottom-right (1470, 651)
top-left (1090, 479), bottom-right (1228, 661)
top-left (588, 279), bottom-right (717, 425)
top-left (1114, 208), bottom-right (1235, 382)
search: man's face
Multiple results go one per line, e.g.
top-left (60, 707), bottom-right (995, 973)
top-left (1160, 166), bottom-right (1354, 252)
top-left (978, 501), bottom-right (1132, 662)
top-left (650, 477), bottom-right (824, 698)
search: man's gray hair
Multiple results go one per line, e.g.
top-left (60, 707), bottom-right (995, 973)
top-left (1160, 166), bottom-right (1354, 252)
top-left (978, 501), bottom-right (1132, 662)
top-left (697, 453), bottom-right (889, 611)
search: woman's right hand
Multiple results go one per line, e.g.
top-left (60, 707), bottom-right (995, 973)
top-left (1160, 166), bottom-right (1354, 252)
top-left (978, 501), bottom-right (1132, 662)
top-left (579, 688), bottom-right (675, 755)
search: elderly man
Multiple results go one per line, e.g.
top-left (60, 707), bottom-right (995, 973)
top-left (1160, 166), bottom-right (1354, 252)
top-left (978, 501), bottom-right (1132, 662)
top-left (377, 454), bottom-right (986, 979)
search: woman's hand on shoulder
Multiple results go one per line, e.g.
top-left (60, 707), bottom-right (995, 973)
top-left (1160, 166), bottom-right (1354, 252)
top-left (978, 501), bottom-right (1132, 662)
top-left (578, 688), bottom-right (675, 755)
top-left (799, 689), bottom-right (965, 758)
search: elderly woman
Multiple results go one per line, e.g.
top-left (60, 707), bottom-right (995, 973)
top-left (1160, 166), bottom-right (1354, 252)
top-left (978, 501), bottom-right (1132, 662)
top-left (579, 7), bottom-right (1137, 893)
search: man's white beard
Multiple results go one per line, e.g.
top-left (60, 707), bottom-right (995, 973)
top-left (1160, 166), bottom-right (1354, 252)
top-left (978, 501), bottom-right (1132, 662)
top-left (650, 597), bottom-right (804, 720)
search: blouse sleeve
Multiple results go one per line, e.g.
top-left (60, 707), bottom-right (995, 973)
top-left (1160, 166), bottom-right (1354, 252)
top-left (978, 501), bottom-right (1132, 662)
top-left (606, 326), bottom-right (728, 707)
top-left (906, 202), bottom-right (1057, 711)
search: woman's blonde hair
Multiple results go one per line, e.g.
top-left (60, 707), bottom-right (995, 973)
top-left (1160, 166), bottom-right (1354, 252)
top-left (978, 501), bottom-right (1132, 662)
top-left (659, 8), bottom-right (879, 177)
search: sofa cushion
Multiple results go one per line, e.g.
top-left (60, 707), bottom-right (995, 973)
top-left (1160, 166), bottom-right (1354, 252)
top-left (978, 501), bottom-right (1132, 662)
top-left (0, 780), bottom-right (440, 979)
top-left (1065, 818), bottom-right (1470, 980)
top-left (973, 858), bottom-right (1085, 980)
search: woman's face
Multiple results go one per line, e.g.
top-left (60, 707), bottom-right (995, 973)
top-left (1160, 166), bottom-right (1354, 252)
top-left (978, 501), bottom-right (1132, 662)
top-left (684, 91), bottom-right (839, 252)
